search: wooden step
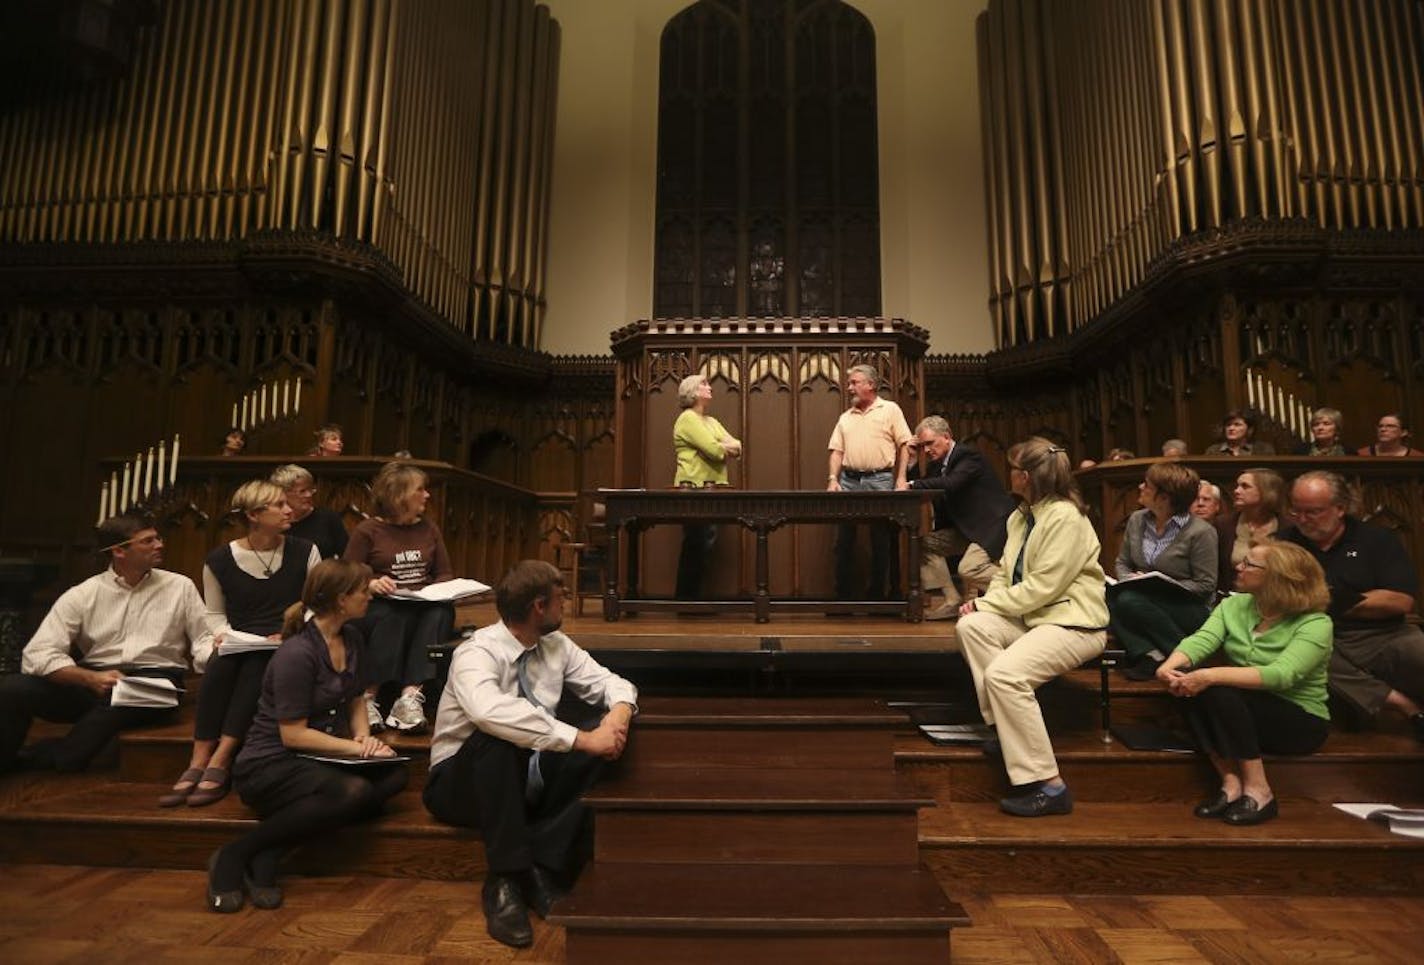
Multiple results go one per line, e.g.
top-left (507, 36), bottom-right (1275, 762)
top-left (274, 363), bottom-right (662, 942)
top-left (896, 729), bottom-right (1424, 803)
top-left (552, 862), bottom-right (967, 965)
top-left (0, 778), bottom-right (484, 880)
top-left (589, 767), bottom-right (928, 865)
top-left (919, 799), bottom-right (1424, 895)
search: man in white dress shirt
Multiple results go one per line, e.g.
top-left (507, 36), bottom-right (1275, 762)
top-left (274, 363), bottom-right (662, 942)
top-left (0, 514), bottom-right (211, 774)
top-left (424, 559), bottom-right (637, 948)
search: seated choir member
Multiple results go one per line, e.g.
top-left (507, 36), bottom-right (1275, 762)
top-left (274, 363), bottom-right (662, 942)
top-left (956, 438), bottom-right (1109, 817)
top-left (1160, 439), bottom-right (1190, 458)
top-left (424, 560), bottom-right (637, 949)
top-left (1357, 411), bottom-right (1423, 457)
top-left (1191, 481), bottom-right (1224, 523)
top-left (0, 514), bottom-right (210, 774)
top-left (160, 481), bottom-right (319, 808)
top-left (1110, 462), bottom-right (1218, 680)
top-left (271, 463), bottom-right (349, 559)
top-left (1204, 409), bottom-right (1275, 456)
top-left (207, 559), bottom-right (406, 912)
top-left (308, 423), bottom-right (345, 457)
top-left (343, 461), bottom-right (454, 732)
top-left (1157, 541), bottom-right (1332, 825)
top-left (1296, 407), bottom-right (1347, 456)
top-left (220, 427), bottom-right (247, 457)
top-left (1214, 468), bottom-right (1287, 590)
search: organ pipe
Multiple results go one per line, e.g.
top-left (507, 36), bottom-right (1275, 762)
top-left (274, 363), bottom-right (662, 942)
top-left (0, 0), bottom-right (560, 350)
top-left (978, 0), bottom-right (1424, 347)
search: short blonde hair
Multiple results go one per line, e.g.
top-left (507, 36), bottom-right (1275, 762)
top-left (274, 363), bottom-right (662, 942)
top-left (677, 374), bottom-right (707, 408)
top-left (270, 464), bottom-right (314, 490)
top-left (231, 480), bottom-right (285, 522)
top-left (1253, 541), bottom-right (1331, 618)
top-left (371, 462), bottom-right (427, 518)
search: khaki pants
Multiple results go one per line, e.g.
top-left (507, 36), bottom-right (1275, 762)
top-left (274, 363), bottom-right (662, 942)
top-left (957, 610), bottom-right (1105, 785)
top-left (921, 538), bottom-right (998, 607)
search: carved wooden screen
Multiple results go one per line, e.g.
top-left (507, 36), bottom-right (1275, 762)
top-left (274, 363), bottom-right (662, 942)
top-left (654, 0), bottom-right (880, 319)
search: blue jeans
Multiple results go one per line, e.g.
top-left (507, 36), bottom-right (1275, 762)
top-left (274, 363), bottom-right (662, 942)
top-left (835, 469), bottom-right (899, 599)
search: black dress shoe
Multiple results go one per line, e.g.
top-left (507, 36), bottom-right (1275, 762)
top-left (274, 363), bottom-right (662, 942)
top-left (1193, 791), bottom-right (1236, 819)
top-left (244, 874), bottom-right (283, 910)
top-left (980, 730), bottom-right (1002, 758)
top-left (999, 784), bottom-right (1073, 817)
top-left (1223, 794), bottom-right (1278, 826)
top-left (482, 874), bottom-right (533, 948)
top-left (1121, 656), bottom-right (1162, 682)
top-left (206, 850), bottom-right (244, 914)
top-left (524, 865), bottom-right (566, 919)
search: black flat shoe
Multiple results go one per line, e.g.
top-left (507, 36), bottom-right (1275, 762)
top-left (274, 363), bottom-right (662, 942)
top-left (999, 785), bottom-right (1073, 817)
top-left (482, 874), bottom-right (533, 948)
top-left (1193, 791), bottom-right (1236, 819)
top-left (206, 850), bottom-right (244, 914)
top-left (524, 865), bottom-right (566, 920)
top-left (244, 874), bottom-right (283, 910)
top-left (1223, 794), bottom-right (1278, 826)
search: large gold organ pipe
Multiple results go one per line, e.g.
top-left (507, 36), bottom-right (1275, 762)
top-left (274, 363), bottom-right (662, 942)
top-left (0, 0), bottom-right (561, 350)
top-left (977, 0), bottom-right (1424, 348)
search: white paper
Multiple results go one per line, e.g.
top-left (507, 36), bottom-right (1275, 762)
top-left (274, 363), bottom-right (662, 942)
top-left (387, 577), bottom-right (492, 603)
top-left (111, 676), bottom-right (181, 709)
top-left (219, 629), bottom-right (280, 655)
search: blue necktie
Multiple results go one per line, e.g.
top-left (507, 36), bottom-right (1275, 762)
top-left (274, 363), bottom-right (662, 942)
top-left (516, 648), bottom-right (548, 803)
top-left (1012, 512), bottom-right (1035, 584)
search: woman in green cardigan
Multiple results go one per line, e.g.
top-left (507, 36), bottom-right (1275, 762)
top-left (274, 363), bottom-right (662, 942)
top-left (1157, 540), bottom-right (1332, 826)
top-left (672, 374), bottom-right (741, 599)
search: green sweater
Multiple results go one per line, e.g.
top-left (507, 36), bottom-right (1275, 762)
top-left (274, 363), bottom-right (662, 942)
top-left (673, 409), bottom-right (735, 486)
top-left (1173, 593), bottom-right (1333, 720)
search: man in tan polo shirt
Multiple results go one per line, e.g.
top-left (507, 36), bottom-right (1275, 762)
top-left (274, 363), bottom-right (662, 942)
top-left (827, 364), bottom-right (913, 600)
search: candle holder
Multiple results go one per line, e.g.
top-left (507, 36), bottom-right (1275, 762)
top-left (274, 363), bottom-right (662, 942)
top-left (97, 433), bottom-right (182, 525)
top-left (233, 376), bottom-right (304, 441)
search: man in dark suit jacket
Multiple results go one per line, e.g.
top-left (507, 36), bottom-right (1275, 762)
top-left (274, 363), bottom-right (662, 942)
top-left (907, 416), bottom-right (1016, 620)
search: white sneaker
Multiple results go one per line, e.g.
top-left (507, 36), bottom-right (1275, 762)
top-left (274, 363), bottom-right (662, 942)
top-left (385, 691), bottom-right (427, 732)
top-left (365, 695), bottom-right (385, 733)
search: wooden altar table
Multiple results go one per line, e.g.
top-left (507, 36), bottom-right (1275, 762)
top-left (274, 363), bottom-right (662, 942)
top-left (600, 489), bottom-right (934, 623)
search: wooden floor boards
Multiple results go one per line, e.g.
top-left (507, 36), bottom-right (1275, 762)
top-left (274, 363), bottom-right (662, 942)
top-left (1, 865), bottom-right (1421, 964)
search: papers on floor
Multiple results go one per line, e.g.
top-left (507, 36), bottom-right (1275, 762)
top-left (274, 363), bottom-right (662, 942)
top-left (219, 629), bottom-right (279, 655)
top-left (1334, 802), bottom-right (1424, 839)
top-left (297, 752), bottom-right (413, 766)
top-left (387, 578), bottom-right (491, 603)
top-left (111, 675), bottom-right (182, 709)
top-left (917, 723), bottom-right (992, 746)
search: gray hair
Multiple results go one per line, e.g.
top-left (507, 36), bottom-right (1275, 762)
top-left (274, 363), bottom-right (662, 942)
top-left (1198, 480), bottom-right (1222, 502)
top-left (1310, 407), bottom-right (1343, 433)
top-left (1293, 470), bottom-right (1352, 508)
top-left (1161, 438), bottom-right (1189, 456)
top-left (915, 415), bottom-right (951, 437)
top-left (847, 363), bottom-right (879, 386)
top-left (677, 374), bottom-right (707, 408)
top-left (270, 464), bottom-right (315, 490)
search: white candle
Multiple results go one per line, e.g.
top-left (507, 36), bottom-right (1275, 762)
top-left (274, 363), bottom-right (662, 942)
top-left (143, 447), bottom-right (155, 497)
top-left (241, 394), bottom-right (249, 430)
top-left (120, 463), bottom-right (131, 512)
top-left (283, 379), bottom-right (291, 417)
top-left (98, 483), bottom-right (107, 525)
top-left (259, 384), bottom-right (267, 423)
top-left (157, 440), bottom-right (166, 492)
top-left (294, 378), bottom-right (301, 413)
top-left (131, 453), bottom-right (142, 506)
top-left (231, 402), bottom-right (238, 426)
top-left (171, 434), bottom-right (180, 485)
top-left (1275, 386), bottom-right (1285, 424)
top-left (1246, 375), bottom-right (1254, 408)
top-left (109, 471), bottom-right (119, 519)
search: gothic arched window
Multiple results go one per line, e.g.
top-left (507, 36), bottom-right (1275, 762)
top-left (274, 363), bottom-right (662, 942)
top-left (654, 0), bottom-right (880, 319)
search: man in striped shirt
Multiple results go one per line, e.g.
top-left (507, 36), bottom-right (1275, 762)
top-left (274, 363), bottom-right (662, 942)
top-left (0, 513), bottom-right (211, 774)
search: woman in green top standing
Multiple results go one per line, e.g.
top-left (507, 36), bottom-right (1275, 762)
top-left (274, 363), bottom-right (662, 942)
top-left (672, 374), bottom-right (741, 599)
top-left (1157, 541), bottom-right (1332, 826)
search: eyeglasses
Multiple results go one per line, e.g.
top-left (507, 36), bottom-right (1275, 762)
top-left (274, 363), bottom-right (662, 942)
top-left (1289, 505), bottom-right (1336, 519)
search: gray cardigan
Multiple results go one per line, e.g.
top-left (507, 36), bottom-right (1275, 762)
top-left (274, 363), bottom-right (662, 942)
top-left (1114, 509), bottom-right (1219, 600)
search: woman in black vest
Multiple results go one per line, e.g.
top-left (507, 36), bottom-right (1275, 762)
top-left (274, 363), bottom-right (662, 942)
top-left (160, 480), bottom-right (320, 808)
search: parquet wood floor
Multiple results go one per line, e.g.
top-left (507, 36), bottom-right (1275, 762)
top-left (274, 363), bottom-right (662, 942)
top-left (1, 864), bottom-right (1420, 964)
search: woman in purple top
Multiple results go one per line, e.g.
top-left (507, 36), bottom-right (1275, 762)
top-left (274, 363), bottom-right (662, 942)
top-left (206, 559), bottom-right (407, 913)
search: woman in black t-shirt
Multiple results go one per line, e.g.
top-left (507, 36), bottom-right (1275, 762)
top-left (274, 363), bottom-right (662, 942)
top-left (160, 480), bottom-right (319, 809)
top-left (207, 559), bottom-right (407, 913)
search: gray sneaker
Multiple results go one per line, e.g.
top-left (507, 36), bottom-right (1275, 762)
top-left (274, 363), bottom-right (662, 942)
top-left (365, 695), bottom-right (385, 733)
top-left (385, 691), bottom-right (427, 732)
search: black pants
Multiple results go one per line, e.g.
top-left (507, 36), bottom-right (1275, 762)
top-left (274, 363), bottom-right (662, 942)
top-left (194, 650), bottom-right (274, 742)
top-left (1180, 685), bottom-right (1329, 760)
top-left (361, 598), bottom-right (453, 689)
top-left (675, 524), bottom-right (717, 599)
top-left (835, 521), bottom-right (899, 599)
top-left (0, 667), bottom-right (185, 773)
top-left (423, 730), bottom-right (605, 875)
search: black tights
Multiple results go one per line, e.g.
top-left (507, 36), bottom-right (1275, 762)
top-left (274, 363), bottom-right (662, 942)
top-left (216, 758), bottom-right (408, 889)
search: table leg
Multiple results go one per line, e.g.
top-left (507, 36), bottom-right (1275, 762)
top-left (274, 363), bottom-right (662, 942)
top-left (754, 525), bottom-right (771, 623)
top-left (604, 524), bottom-right (621, 621)
top-left (906, 521), bottom-right (923, 622)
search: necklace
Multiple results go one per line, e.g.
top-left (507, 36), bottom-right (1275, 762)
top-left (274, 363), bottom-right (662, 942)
top-left (248, 540), bottom-right (280, 577)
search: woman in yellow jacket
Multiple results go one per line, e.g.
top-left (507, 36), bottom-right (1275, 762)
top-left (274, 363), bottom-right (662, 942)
top-left (957, 437), bottom-right (1109, 817)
